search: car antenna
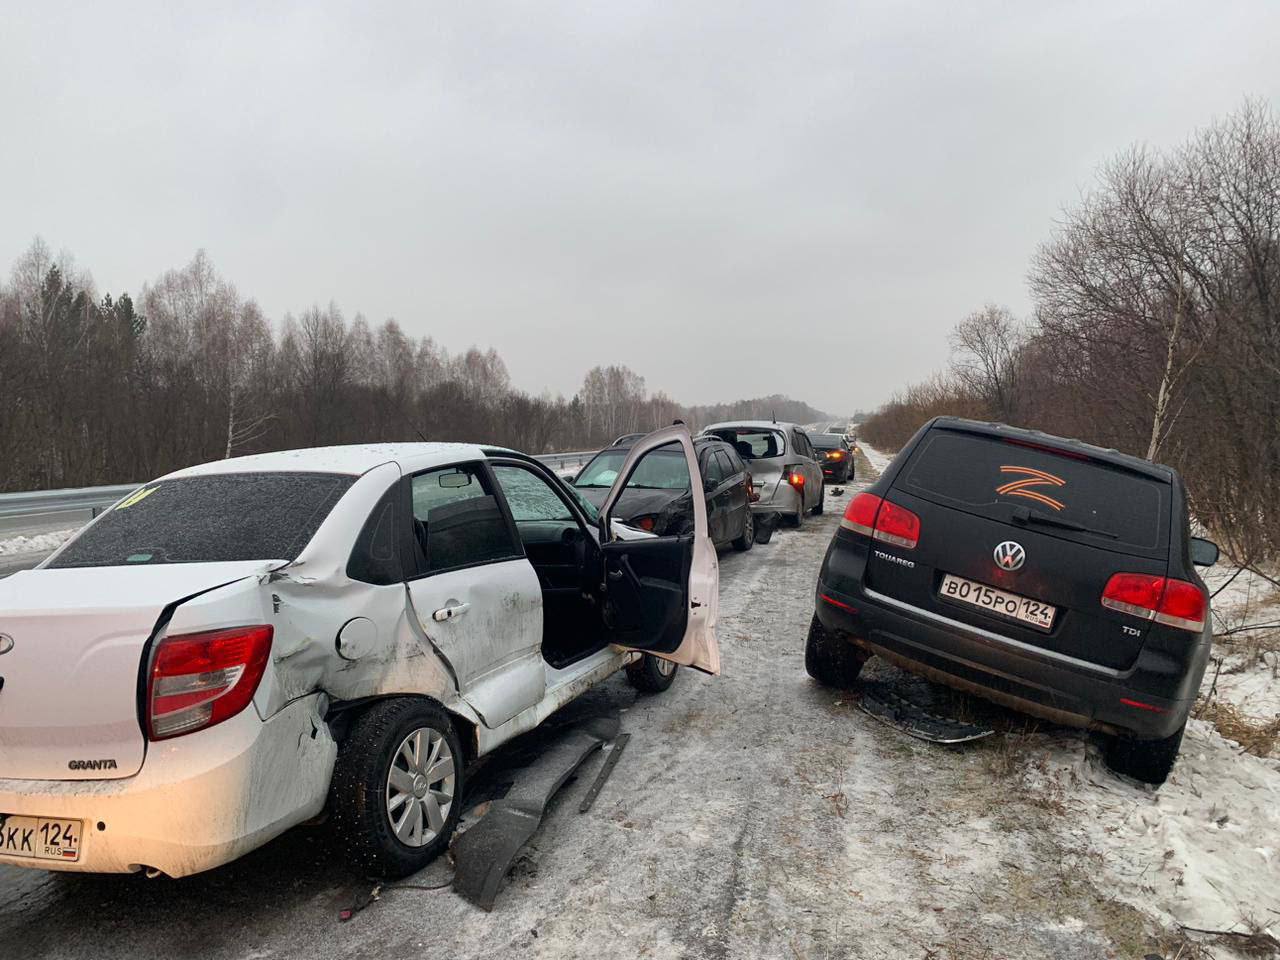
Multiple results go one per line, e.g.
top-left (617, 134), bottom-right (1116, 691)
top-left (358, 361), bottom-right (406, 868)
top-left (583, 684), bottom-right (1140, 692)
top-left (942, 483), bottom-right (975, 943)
top-left (378, 392), bottom-right (430, 443)
top-left (771, 410), bottom-right (776, 423)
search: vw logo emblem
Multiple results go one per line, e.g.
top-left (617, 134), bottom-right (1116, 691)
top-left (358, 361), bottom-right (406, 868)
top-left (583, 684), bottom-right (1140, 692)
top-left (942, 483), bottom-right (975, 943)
top-left (993, 541), bottom-right (1026, 571)
top-left (0, 634), bottom-right (13, 656)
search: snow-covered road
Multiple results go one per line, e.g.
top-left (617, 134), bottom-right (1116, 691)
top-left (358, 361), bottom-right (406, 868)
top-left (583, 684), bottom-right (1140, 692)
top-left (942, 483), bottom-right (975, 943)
top-left (1, 445), bottom-right (1276, 959)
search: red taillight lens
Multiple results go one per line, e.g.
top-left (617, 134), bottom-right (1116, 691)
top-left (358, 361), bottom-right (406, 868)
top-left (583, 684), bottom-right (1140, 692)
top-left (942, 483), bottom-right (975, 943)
top-left (147, 625), bottom-right (273, 740)
top-left (785, 465), bottom-right (805, 487)
top-left (1100, 573), bottom-right (1164, 619)
top-left (747, 475), bottom-right (759, 503)
top-left (873, 500), bottom-right (921, 549)
top-left (1156, 579), bottom-right (1207, 631)
top-left (839, 492), bottom-right (921, 549)
top-left (841, 492), bottom-right (881, 536)
top-left (1100, 575), bottom-right (1205, 632)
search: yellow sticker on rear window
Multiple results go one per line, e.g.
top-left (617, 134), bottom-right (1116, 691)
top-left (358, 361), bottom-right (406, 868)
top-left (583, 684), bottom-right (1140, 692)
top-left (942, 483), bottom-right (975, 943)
top-left (115, 486), bottom-right (158, 510)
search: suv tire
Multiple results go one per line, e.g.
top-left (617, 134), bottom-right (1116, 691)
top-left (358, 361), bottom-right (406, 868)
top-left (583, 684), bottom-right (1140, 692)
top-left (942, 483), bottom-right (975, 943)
top-left (804, 615), bottom-right (867, 688)
top-left (330, 698), bottom-right (464, 878)
top-left (626, 654), bottom-right (679, 693)
top-left (1102, 721), bottom-right (1186, 786)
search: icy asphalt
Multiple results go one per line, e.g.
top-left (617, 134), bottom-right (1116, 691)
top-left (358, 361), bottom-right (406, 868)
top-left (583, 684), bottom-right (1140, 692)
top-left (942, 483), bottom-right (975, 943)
top-left (1, 448), bottom-right (1276, 959)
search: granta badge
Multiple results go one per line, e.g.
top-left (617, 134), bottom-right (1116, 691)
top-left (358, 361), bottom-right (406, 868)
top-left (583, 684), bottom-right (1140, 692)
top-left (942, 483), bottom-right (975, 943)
top-left (0, 634), bottom-right (13, 656)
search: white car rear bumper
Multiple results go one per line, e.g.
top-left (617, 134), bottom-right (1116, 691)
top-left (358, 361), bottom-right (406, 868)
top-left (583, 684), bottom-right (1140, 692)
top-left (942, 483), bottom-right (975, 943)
top-left (0, 695), bottom-right (334, 877)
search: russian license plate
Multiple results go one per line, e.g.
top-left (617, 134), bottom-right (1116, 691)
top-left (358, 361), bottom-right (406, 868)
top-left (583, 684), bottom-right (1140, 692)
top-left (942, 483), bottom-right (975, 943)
top-left (0, 814), bottom-right (82, 862)
top-left (939, 574), bottom-right (1056, 630)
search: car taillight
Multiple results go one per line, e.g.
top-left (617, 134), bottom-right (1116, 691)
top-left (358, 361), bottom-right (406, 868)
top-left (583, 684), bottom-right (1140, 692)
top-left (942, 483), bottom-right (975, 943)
top-left (785, 465), bottom-right (805, 487)
top-left (840, 492), bottom-right (921, 549)
top-left (747, 474), bottom-right (759, 503)
top-left (874, 500), bottom-right (921, 549)
top-left (841, 492), bottom-right (881, 536)
top-left (147, 625), bottom-right (273, 740)
top-left (827, 450), bottom-right (844, 461)
top-left (1100, 574), bottom-right (1206, 632)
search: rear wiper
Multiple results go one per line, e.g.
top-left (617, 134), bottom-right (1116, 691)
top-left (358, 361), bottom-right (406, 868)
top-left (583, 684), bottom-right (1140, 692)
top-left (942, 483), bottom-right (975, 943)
top-left (1011, 505), bottom-right (1118, 540)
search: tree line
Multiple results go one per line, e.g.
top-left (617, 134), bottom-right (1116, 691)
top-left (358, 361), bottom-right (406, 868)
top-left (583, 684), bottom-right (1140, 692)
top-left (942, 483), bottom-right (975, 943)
top-left (859, 100), bottom-right (1280, 563)
top-left (0, 244), bottom-right (831, 494)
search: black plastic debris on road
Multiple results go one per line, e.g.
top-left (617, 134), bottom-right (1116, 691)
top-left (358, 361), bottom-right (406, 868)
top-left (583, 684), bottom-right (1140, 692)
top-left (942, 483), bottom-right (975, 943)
top-left (857, 680), bottom-right (995, 744)
top-left (452, 715), bottom-right (620, 911)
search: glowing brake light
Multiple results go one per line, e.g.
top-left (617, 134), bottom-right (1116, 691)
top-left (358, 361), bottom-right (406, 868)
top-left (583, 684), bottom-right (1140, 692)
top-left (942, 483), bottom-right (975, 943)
top-left (1100, 574), bottom-right (1206, 632)
top-left (840, 492), bottom-right (921, 549)
top-left (827, 450), bottom-right (845, 461)
top-left (147, 625), bottom-right (273, 740)
top-left (785, 465), bottom-right (805, 487)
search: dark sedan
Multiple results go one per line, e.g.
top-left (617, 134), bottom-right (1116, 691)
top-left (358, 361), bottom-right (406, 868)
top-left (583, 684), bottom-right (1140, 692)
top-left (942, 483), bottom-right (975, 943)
top-left (811, 433), bottom-right (855, 483)
top-left (574, 437), bottom-right (756, 550)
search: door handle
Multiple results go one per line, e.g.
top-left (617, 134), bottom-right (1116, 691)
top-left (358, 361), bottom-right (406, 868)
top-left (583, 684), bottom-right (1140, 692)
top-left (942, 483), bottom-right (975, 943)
top-left (432, 602), bottom-right (470, 622)
top-left (607, 568), bottom-right (624, 581)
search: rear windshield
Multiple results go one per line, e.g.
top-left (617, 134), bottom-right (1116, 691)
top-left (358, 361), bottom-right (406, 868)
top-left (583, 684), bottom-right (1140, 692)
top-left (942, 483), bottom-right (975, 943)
top-left (897, 431), bottom-right (1169, 551)
top-left (48, 472), bottom-right (355, 567)
top-left (811, 434), bottom-right (844, 449)
top-left (706, 428), bottom-right (786, 460)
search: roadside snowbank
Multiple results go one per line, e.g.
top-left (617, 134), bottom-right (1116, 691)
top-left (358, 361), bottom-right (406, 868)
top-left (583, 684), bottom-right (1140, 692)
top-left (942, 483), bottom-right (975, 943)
top-left (1040, 720), bottom-right (1280, 940)
top-left (0, 528), bottom-right (76, 557)
top-left (856, 441), bottom-right (895, 475)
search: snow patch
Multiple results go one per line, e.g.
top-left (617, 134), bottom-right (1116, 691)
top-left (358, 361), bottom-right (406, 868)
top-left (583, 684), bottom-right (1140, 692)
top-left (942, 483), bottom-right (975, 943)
top-left (0, 528), bottom-right (77, 557)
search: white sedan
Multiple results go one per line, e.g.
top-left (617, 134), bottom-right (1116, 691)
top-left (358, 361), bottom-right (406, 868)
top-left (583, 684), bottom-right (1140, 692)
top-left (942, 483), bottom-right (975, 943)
top-left (0, 426), bottom-right (719, 878)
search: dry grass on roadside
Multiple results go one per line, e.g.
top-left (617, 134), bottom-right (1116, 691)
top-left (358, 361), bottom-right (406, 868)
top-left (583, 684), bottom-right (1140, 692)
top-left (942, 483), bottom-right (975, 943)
top-left (1194, 698), bottom-right (1280, 758)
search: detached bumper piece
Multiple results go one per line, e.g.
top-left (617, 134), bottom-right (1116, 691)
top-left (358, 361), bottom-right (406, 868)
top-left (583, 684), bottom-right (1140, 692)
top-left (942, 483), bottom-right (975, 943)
top-left (857, 678), bottom-right (995, 744)
top-left (452, 715), bottom-right (619, 911)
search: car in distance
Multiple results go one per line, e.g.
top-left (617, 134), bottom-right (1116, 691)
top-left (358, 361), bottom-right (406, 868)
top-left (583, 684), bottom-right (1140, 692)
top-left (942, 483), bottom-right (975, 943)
top-left (807, 416), bottom-right (1218, 785)
top-left (702, 420), bottom-right (824, 528)
top-left (810, 432), bottom-right (855, 484)
top-left (573, 436), bottom-right (756, 550)
top-left (0, 426), bottom-right (719, 877)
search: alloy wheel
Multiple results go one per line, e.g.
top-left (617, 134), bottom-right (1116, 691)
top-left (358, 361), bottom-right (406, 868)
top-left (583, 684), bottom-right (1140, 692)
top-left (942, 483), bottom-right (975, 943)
top-left (385, 726), bottom-right (456, 848)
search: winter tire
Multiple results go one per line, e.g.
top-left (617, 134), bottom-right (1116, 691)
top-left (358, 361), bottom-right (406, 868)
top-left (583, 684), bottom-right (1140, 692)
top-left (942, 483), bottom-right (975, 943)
top-left (331, 698), bottom-right (463, 878)
top-left (1102, 720), bottom-right (1186, 786)
top-left (804, 614), bottom-right (867, 689)
top-left (732, 510), bottom-right (755, 552)
top-left (626, 653), bottom-right (679, 693)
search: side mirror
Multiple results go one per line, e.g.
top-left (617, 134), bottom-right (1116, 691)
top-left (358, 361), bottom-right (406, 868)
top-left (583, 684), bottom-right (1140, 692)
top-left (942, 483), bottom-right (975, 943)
top-left (1190, 537), bottom-right (1220, 567)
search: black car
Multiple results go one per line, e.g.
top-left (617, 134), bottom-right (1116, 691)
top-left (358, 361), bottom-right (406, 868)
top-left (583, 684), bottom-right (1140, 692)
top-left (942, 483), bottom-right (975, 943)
top-left (806, 417), bottom-right (1219, 785)
top-left (574, 437), bottom-right (756, 550)
top-left (810, 433), bottom-right (855, 483)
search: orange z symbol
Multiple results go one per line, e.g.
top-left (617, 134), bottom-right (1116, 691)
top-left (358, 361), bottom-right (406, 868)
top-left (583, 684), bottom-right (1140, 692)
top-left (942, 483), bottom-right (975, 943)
top-left (997, 465), bottom-right (1067, 512)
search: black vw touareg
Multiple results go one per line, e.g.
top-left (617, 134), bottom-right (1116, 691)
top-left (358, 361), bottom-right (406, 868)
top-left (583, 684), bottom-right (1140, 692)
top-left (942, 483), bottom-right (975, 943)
top-left (807, 417), bottom-right (1219, 784)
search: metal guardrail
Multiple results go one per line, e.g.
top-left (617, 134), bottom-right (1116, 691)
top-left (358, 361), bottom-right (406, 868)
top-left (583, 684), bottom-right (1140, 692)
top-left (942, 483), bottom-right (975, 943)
top-left (0, 451), bottom-right (601, 528)
top-left (0, 484), bottom-right (140, 522)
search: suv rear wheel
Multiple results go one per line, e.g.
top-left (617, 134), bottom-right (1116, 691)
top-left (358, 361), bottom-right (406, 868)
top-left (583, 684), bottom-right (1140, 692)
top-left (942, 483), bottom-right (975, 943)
top-left (1102, 721), bottom-right (1186, 785)
top-left (732, 510), bottom-right (755, 551)
top-left (804, 615), bottom-right (867, 688)
top-left (330, 698), bottom-right (464, 877)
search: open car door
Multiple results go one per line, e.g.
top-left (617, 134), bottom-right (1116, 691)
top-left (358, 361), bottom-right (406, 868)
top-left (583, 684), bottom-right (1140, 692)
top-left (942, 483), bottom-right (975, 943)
top-left (597, 425), bottom-right (720, 675)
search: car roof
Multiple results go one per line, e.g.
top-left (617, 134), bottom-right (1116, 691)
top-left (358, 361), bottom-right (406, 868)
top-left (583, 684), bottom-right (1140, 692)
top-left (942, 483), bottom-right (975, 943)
top-left (597, 436), bottom-right (728, 456)
top-left (703, 420), bottom-right (796, 432)
top-left (929, 417), bottom-right (1174, 482)
top-left (162, 442), bottom-right (495, 481)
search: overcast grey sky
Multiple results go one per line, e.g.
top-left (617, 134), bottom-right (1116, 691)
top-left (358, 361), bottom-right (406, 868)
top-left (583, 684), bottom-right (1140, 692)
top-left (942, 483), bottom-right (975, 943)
top-left (3, 2), bottom-right (1278, 414)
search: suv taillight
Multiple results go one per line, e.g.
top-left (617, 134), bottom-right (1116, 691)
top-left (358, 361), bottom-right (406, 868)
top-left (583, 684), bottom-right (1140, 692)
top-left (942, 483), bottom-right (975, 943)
top-left (147, 625), bottom-right (273, 740)
top-left (1100, 574), bottom-right (1206, 632)
top-left (840, 492), bottom-right (921, 549)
